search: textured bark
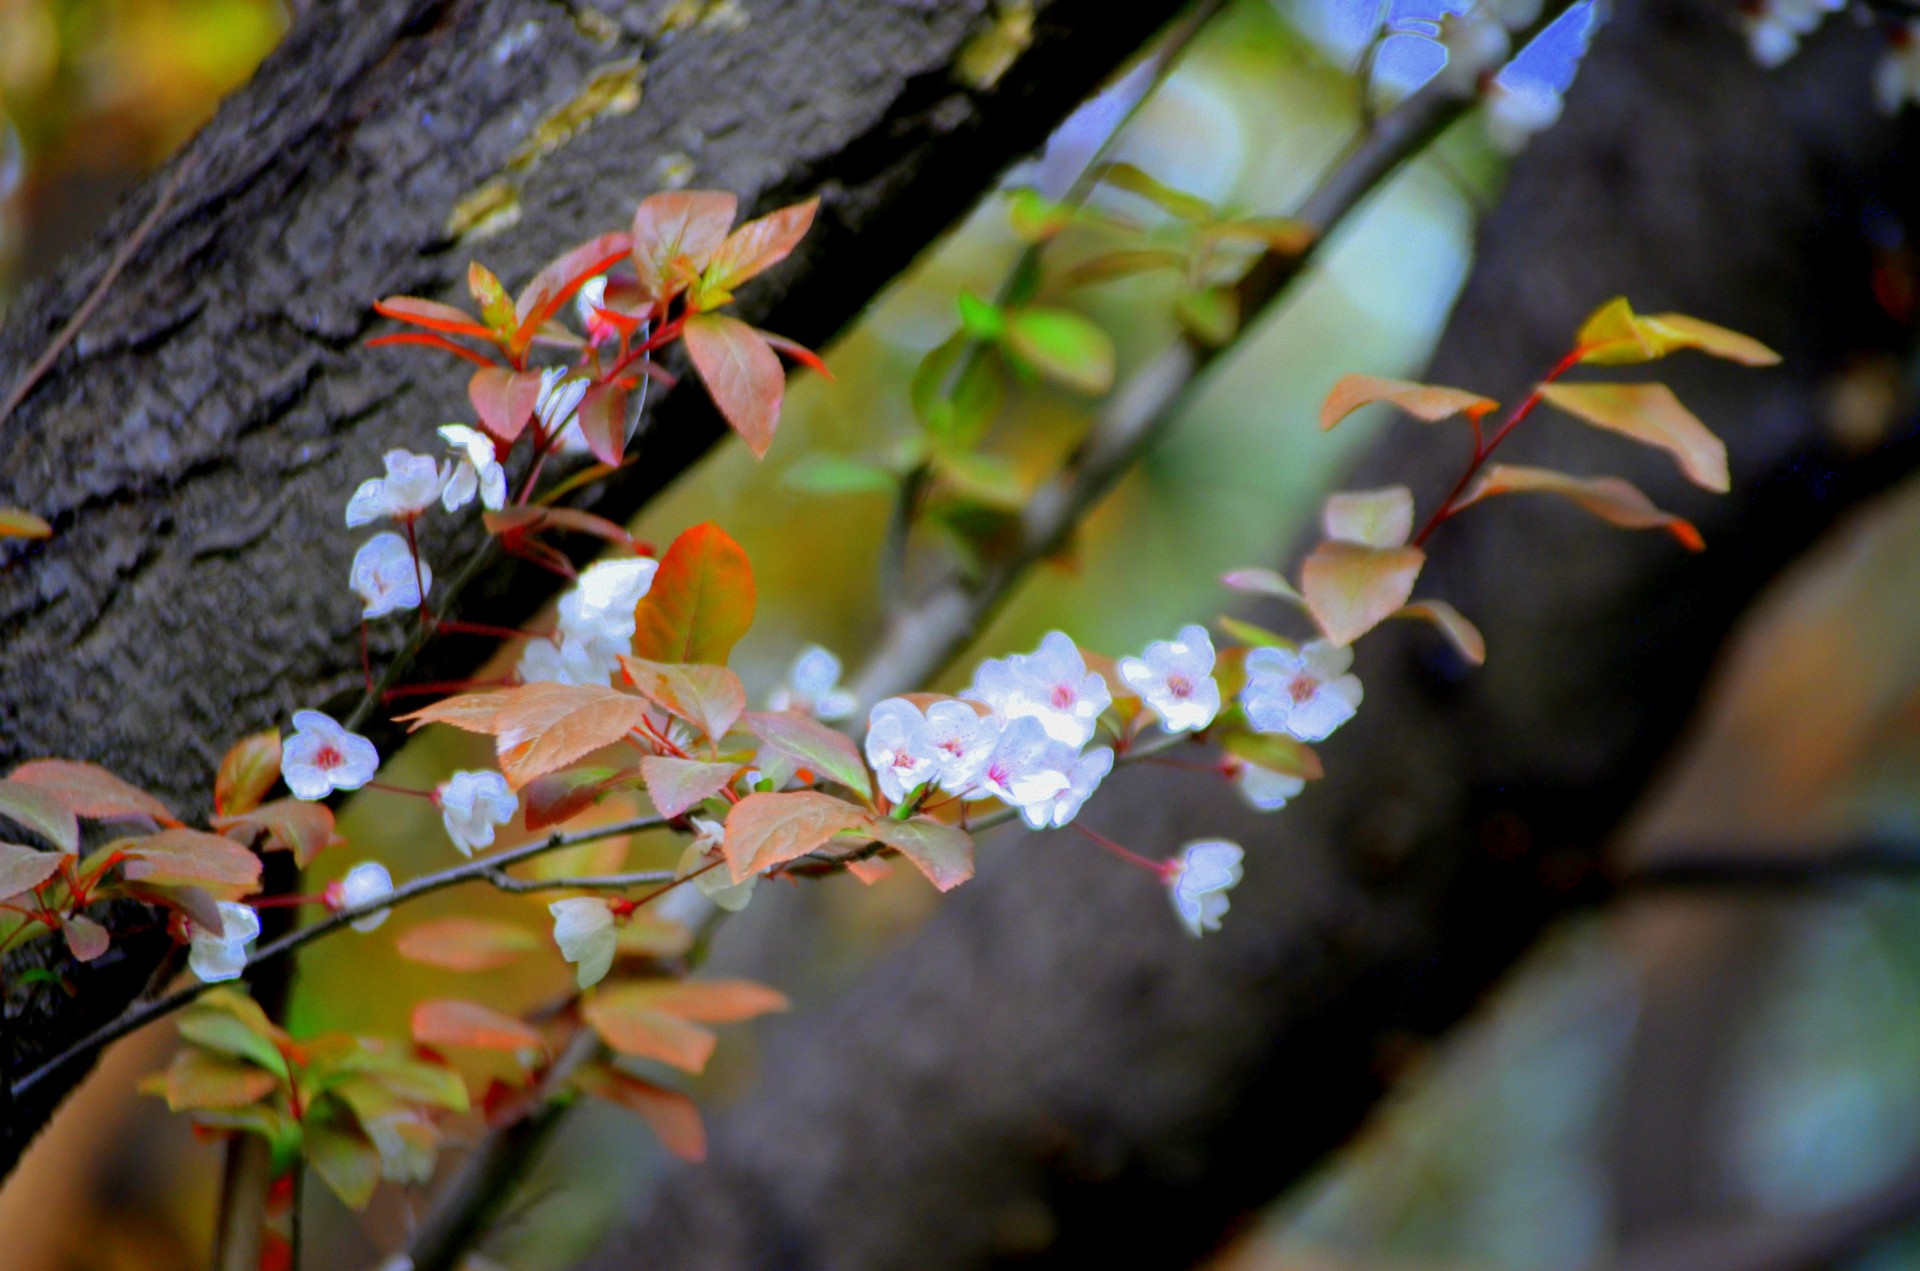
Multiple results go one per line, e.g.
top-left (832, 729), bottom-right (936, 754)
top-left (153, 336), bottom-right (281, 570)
top-left (584, 8), bottom-right (1919, 1270)
top-left (0, 0), bottom-right (1188, 1172)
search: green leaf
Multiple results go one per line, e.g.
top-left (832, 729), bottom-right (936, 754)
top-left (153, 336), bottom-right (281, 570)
top-left (1174, 287), bottom-right (1239, 347)
top-left (1537, 382), bottom-right (1729, 492)
top-left (162, 1049), bottom-right (279, 1111)
top-left (1219, 730), bottom-right (1323, 780)
top-left (932, 450), bottom-right (1025, 510)
top-left (1300, 542), bottom-right (1426, 646)
top-left (304, 1112), bottom-right (383, 1211)
top-left (742, 711), bottom-right (874, 803)
top-left (0, 779), bottom-right (78, 852)
top-left (630, 522), bottom-right (757, 665)
top-left (467, 261), bottom-right (517, 334)
top-left (870, 818), bottom-right (973, 891)
top-left (782, 455), bottom-right (898, 496)
top-left (1063, 248), bottom-right (1188, 288)
top-left (1003, 307), bottom-right (1114, 394)
top-left (910, 333), bottom-right (1005, 448)
top-left (1005, 188), bottom-right (1075, 242)
top-left (178, 1012), bottom-right (288, 1079)
top-left (1097, 161), bottom-right (1215, 221)
top-left (684, 312), bottom-right (786, 458)
top-left (1216, 616), bottom-right (1294, 650)
top-left (955, 291), bottom-right (1006, 341)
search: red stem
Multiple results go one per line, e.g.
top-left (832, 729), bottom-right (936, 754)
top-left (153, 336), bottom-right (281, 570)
top-left (1071, 822), bottom-right (1172, 878)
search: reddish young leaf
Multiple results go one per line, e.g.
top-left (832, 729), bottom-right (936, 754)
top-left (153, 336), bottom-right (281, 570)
top-left (521, 767), bottom-right (621, 831)
top-left (0, 508), bottom-right (52, 539)
top-left (632, 190), bottom-right (738, 300)
top-left (846, 857), bottom-right (893, 885)
top-left (215, 730), bottom-right (282, 819)
top-left (372, 296), bottom-right (494, 340)
top-left (741, 711), bottom-right (872, 803)
top-left (1456, 463), bottom-right (1705, 550)
top-left (1322, 486), bottom-right (1415, 549)
top-left (1300, 542), bottom-right (1426, 646)
top-left (491, 683), bottom-right (654, 790)
top-left (365, 331), bottom-right (498, 368)
top-left (482, 506), bottom-right (636, 547)
top-left (468, 366), bottom-right (544, 443)
top-left (410, 999), bottom-right (545, 1054)
top-left (0, 779), bottom-right (79, 852)
top-left (1221, 566), bottom-right (1305, 605)
top-left (699, 197), bottom-right (819, 297)
top-left (683, 313), bottom-right (786, 457)
top-left (581, 993), bottom-right (717, 1073)
top-left (639, 756), bottom-right (740, 819)
top-left (1393, 601), bottom-right (1488, 666)
top-left (397, 690), bottom-right (509, 736)
top-left (395, 918), bottom-right (543, 971)
top-left (215, 799), bottom-right (336, 869)
top-left (871, 818), bottom-right (974, 892)
top-left (163, 1049), bottom-right (279, 1111)
top-left (619, 659), bottom-right (746, 745)
top-left (721, 791), bottom-right (872, 881)
top-left (0, 842), bottom-right (69, 900)
top-left (630, 522), bottom-right (756, 665)
top-left (1320, 374), bottom-right (1498, 431)
top-left (573, 1064), bottom-right (707, 1161)
top-left (616, 977), bottom-right (789, 1023)
top-left (122, 829), bottom-right (263, 897)
top-left (755, 330), bottom-right (832, 379)
top-left (1537, 382), bottom-right (1729, 492)
top-left (10, 759), bottom-right (180, 825)
top-left (576, 382), bottom-right (629, 466)
top-left (511, 231), bottom-right (633, 351)
top-left (63, 913), bottom-right (111, 963)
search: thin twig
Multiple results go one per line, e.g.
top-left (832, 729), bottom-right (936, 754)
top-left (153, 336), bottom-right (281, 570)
top-left (0, 157), bottom-right (197, 430)
top-left (1616, 842), bottom-right (1920, 893)
top-left (481, 868), bottom-right (676, 894)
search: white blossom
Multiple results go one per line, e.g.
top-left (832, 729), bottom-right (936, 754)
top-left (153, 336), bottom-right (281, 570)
top-left (975, 716), bottom-right (1073, 822)
top-left (1118, 624), bottom-right (1220, 733)
top-left (188, 901), bottom-right (260, 983)
top-left (538, 367), bottom-right (594, 454)
top-left (1025, 745), bottom-right (1113, 830)
top-left (682, 817), bottom-right (755, 911)
top-left (351, 531), bottom-right (431, 618)
top-left (1167, 839), bottom-right (1243, 937)
top-left (768, 644), bottom-right (857, 721)
top-left (345, 450), bottom-right (446, 527)
top-left (1877, 26), bottom-right (1920, 113)
top-left (282, 710), bottom-right (379, 801)
top-left (438, 770), bottom-right (518, 856)
top-left (1231, 759), bottom-right (1306, 813)
top-left (1241, 640), bottom-right (1363, 743)
top-left (963, 631), bottom-right (1112, 748)
top-left (864, 698), bottom-right (939, 804)
top-left (1742, 0), bottom-right (1842, 68)
top-left (1435, 8), bottom-right (1510, 95)
top-left (517, 556), bottom-right (659, 686)
top-left (550, 896), bottom-right (618, 989)
top-left (921, 700), bottom-right (1001, 794)
top-left (438, 424), bottom-right (508, 513)
top-left (339, 861), bottom-right (395, 932)
top-left (1484, 80), bottom-right (1564, 155)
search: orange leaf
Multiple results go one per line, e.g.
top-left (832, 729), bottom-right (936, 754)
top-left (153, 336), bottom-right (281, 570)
top-left (10, 760), bottom-right (179, 825)
top-left (630, 522), bottom-right (756, 665)
top-left (619, 659), bottom-right (746, 745)
top-left (581, 992), bottom-right (717, 1073)
top-left (683, 312), bottom-right (786, 457)
top-left (521, 767), bottom-right (621, 831)
top-left (632, 190), bottom-right (737, 300)
top-left (616, 977), bottom-right (790, 1023)
top-left (1537, 382), bottom-right (1728, 492)
top-left (373, 296), bottom-right (493, 340)
top-left (395, 918), bottom-right (542, 971)
top-left (577, 382), bottom-right (629, 466)
top-left (215, 731), bottom-right (281, 819)
top-left (1575, 297), bottom-right (1780, 367)
top-left (163, 1049), bottom-right (279, 1111)
top-left (639, 757), bottom-right (739, 819)
top-left (871, 818), bottom-right (974, 892)
top-left (492, 683), bottom-right (654, 790)
top-left (0, 508), bottom-right (52, 539)
top-left (1322, 486), bottom-right (1414, 549)
top-left (214, 799), bottom-right (335, 869)
top-left (410, 999), bottom-right (544, 1053)
top-left (721, 791), bottom-right (871, 881)
top-left (1320, 374), bottom-right (1497, 431)
top-left (1300, 542), bottom-right (1426, 646)
top-left (397, 690), bottom-right (509, 736)
top-left (468, 367), bottom-right (544, 443)
top-left (511, 231), bottom-right (633, 351)
top-left (574, 1065), bottom-right (706, 1161)
top-left (1456, 463), bottom-right (1704, 550)
top-left (1393, 601), bottom-right (1487, 666)
top-left (122, 829), bottom-right (263, 897)
top-left (701, 197), bottom-right (818, 295)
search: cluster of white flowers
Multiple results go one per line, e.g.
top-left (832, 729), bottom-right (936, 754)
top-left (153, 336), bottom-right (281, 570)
top-left (437, 770), bottom-right (519, 855)
top-left (1742, 0), bottom-right (1843, 68)
top-left (864, 631), bottom-right (1130, 829)
top-left (518, 556), bottom-right (660, 686)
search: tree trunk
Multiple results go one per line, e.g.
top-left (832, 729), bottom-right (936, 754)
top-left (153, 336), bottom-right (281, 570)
top-left (583, 7), bottom-right (1918, 1269)
top-left (0, 0), bottom-right (1189, 1175)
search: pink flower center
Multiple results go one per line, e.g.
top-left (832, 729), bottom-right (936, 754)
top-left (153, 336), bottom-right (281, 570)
top-left (1166, 674), bottom-right (1193, 700)
top-left (1050, 683), bottom-right (1076, 710)
top-left (1287, 674), bottom-right (1319, 704)
top-left (987, 762), bottom-right (1010, 785)
top-left (315, 744), bottom-right (343, 770)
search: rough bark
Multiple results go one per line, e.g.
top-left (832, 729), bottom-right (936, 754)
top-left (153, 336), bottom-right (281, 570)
top-left (0, 0), bottom-right (1188, 1173)
top-left (585, 8), bottom-right (1919, 1270)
